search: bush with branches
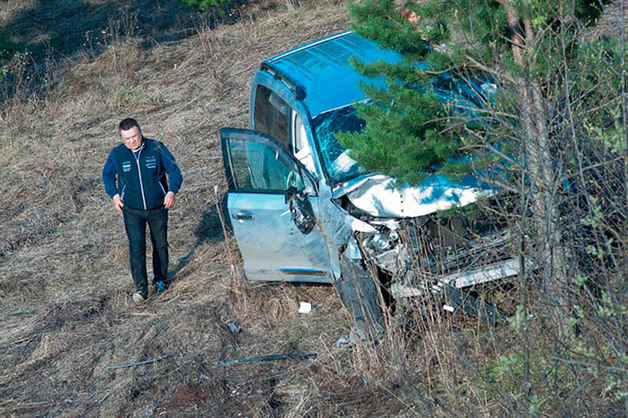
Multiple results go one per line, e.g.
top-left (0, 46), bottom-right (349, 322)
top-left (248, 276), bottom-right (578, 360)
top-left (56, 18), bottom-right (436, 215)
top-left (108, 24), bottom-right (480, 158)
top-left (345, 0), bottom-right (627, 415)
top-left (178, 0), bottom-right (230, 13)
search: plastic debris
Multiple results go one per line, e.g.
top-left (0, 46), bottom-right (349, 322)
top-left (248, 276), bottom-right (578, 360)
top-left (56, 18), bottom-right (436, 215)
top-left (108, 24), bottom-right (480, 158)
top-left (298, 302), bottom-right (312, 314)
top-left (336, 336), bottom-right (349, 348)
top-left (226, 321), bottom-right (241, 334)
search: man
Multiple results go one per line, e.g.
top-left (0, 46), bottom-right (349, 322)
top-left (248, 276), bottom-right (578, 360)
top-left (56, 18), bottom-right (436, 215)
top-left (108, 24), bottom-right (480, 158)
top-left (102, 118), bottom-right (183, 303)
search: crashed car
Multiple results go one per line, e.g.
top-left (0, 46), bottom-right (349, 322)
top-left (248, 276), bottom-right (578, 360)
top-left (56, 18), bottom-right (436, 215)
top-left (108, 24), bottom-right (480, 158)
top-left (220, 31), bottom-right (516, 326)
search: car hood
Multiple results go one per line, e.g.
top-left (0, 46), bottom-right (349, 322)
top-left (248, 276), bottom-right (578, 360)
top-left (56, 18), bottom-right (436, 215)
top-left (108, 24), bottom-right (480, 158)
top-left (332, 173), bottom-right (494, 218)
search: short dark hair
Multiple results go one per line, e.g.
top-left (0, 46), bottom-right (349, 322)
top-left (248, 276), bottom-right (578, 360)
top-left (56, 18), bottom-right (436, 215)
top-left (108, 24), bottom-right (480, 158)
top-left (118, 118), bottom-right (141, 134)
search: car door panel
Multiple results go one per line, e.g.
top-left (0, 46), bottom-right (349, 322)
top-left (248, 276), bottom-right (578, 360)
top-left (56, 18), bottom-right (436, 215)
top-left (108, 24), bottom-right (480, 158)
top-left (221, 128), bottom-right (332, 283)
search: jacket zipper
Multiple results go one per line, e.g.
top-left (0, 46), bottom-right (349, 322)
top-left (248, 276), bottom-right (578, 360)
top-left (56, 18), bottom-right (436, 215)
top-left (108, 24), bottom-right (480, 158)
top-left (134, 148), bottom-right (147, 210)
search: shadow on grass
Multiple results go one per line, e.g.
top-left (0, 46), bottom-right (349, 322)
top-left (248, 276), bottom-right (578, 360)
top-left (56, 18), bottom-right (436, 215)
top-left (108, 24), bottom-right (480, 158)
top-left (169, 193), bottom-right (231, 281)
top-left (3, 0), bottom-right (197, 57)
top-left (0, 0), bottom-right (249, 99)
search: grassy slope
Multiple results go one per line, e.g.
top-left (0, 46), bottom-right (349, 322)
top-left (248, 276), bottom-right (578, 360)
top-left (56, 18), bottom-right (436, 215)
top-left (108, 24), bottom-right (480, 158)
top-left (1, 1), bottom-right (624, 416)
top-left (0, 2), bottom-right (401, 416)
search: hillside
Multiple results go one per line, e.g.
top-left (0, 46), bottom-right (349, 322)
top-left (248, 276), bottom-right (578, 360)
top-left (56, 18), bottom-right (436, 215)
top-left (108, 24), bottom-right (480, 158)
top-left (1, 0), bottom-right (626, 417)
top-left (0, 1), bottom-right (376, 416)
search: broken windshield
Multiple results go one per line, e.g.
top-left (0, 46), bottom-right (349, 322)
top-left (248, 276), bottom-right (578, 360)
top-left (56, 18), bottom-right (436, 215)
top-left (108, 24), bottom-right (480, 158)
top-left (312, 73), bottom-right (493, 185)
top-left (312, 105), bottom-right (366, 184)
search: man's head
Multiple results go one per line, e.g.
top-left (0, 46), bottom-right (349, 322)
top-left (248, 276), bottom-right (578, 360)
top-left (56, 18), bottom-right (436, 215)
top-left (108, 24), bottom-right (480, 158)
top-left (401, 7), bottom-right (420, 23)
top-left (119, 118), bottom-right (143, 151)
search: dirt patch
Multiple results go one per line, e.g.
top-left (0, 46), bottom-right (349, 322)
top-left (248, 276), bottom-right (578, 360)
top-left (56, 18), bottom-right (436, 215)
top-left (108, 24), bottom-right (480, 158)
top-left (159, 380), bottom-right (230, 413)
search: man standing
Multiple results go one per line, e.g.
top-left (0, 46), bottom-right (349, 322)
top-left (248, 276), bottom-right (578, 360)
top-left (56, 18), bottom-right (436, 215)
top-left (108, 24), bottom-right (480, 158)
top-left (102, 118), bottom-right (183, 303)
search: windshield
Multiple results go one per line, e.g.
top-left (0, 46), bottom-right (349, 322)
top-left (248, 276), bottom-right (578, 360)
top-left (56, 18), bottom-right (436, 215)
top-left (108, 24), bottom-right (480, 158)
top-left (312, 105), bottom-right (366, 184)
top-left (311, 73), bottom-right (493, 185)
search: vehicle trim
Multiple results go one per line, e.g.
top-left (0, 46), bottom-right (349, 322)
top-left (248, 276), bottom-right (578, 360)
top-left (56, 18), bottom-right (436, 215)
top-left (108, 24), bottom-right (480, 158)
top-left (266, 31), bottom-right (352, 63)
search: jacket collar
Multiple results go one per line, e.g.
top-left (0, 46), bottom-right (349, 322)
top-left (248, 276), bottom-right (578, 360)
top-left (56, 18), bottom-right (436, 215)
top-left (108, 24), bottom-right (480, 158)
top-left (126, 138), bottom-right (146, 154)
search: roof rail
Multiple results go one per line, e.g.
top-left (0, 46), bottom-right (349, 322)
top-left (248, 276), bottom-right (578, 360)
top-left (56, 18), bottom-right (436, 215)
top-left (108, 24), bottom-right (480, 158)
top-left (260, 62), bottom-right (306, 101)
top-left (267, 31), bottom-right (352, 63)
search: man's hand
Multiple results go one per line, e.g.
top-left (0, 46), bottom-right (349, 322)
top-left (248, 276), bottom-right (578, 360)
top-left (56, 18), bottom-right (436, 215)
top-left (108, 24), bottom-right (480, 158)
top-left (112, 194), bottom-right (124, 213)
top-left (164, 191), bottom-right (176, 209)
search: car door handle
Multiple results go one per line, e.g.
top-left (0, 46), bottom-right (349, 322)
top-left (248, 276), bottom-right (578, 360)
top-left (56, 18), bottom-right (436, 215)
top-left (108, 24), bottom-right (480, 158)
top-left (232, 212), bottom-right (255, 221)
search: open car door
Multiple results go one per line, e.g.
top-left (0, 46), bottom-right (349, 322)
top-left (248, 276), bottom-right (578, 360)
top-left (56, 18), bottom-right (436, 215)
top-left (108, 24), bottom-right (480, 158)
top-left (220, 128), bottom-right (332, 283)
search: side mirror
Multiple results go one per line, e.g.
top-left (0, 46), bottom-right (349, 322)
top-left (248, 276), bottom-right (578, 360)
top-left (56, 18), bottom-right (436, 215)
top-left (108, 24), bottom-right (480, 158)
top-left (285, 187), bottom-right (316, 235)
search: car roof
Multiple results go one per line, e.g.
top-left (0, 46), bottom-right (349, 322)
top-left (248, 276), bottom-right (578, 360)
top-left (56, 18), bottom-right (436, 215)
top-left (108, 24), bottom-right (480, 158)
top-left (264, 31), bottom-right (403, 118)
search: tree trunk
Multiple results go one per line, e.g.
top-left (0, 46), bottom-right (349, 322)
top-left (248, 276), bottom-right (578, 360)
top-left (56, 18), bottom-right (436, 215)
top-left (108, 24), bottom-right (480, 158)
top-left (500, 0), bottom-right (569, 333)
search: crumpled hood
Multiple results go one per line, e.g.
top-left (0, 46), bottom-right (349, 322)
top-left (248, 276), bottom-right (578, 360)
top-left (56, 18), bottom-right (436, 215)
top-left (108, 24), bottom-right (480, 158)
top-left (333, 174), bottom-right (493, 218)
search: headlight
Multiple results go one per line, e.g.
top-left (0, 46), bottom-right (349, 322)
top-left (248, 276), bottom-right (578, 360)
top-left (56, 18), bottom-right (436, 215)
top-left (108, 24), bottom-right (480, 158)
top-left (371, 233), bottom-right (391, 251)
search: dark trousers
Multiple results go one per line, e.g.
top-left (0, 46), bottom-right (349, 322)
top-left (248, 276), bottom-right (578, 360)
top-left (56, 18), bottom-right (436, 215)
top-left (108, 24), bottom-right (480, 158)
top-left (123, 206), bottom-right (169, 296)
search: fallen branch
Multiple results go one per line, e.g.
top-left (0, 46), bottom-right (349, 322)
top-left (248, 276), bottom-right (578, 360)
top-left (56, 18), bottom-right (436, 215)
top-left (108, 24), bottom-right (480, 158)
top-left (106, 355), bottom-right (170, 370)
top-left (5, 311), bottom-right (38, 318)
top-left (215, 353), bottom-right (317, 367)
top-left (214, 185), bottom-right (241, 295)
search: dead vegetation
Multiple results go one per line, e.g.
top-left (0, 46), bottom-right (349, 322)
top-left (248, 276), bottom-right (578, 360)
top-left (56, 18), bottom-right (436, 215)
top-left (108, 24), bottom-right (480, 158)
top-left (0, 0), bottom-right (626, 417)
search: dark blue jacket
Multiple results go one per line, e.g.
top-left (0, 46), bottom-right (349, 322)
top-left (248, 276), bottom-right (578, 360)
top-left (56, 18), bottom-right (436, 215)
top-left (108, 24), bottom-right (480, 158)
top-left (102, 138), bottom-right (183, 210)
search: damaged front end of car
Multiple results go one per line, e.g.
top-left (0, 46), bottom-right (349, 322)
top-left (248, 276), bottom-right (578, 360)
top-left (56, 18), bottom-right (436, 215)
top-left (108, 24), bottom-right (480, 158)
top-left (309, 96), bottom-right (516, 324)
top-left (331, 172), bottom-right (517, 323)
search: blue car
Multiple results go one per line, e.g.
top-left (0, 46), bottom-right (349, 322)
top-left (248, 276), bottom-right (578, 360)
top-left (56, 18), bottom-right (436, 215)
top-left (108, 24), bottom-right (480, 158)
top-left (220, 31), bottom-right (514, 324)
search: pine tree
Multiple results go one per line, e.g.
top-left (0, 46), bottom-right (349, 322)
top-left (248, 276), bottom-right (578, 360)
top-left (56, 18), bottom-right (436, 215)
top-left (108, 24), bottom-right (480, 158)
top-left (346, 0), bottom-right (627, 406)
top-left (178, 0), bottom-right (230, 14)
top-left (344, 0), bottom-right (615, 183)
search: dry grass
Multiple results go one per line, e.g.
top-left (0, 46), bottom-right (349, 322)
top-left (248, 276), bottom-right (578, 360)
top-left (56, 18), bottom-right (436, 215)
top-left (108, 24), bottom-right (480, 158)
top-left (0, 0), bottom-right (626, 417)
top-left (0, 1), bottom-right (410, 416)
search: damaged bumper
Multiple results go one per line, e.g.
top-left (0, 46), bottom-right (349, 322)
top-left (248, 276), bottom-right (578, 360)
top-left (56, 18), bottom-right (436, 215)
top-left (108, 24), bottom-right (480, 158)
top-left (334, 174), bottom-right (516, 299)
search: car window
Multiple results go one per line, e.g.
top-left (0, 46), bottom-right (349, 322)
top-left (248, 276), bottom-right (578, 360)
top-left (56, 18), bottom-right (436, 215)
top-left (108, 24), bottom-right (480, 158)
top-left (254, 85), bottom-right (291, 150)
top-left (312, 105), bottom-right (366, 184)
top-left (225, 138), bottom-right (303, 192)
top-left (292, 111), bottom-right (316, 174)
top-left (312, 73), bottom-right (490, 185)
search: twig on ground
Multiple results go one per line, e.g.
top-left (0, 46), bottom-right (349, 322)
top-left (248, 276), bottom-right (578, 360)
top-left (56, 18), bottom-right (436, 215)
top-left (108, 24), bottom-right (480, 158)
top-left (214, 185), bottom-right (241, 296)
top-left (5, 311), bottom-right (39, 318)
top-left (215, 352), bottom-right (317, 367)
top-left (106, 355), bottom-right (170, 370)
